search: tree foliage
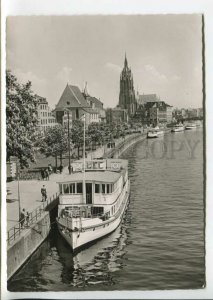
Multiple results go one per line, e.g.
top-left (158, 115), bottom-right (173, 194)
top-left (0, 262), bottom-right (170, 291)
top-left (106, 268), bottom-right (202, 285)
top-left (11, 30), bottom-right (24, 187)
top-left (6, 70), bottom-right (39, 168)
top-left (70, 120), bottom-right (91, 158)
top-left (39, 125), bottom-right (69, 162)
top-left (88, 122), bottom-right (105, 145)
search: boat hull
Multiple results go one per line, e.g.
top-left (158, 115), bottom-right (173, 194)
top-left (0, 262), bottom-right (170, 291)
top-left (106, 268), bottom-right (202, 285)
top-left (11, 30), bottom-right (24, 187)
top-left (171, 127), bottom-right (184, 132)
top-left (57, 180), bottom-right (130, 252)
top-left (185, 126), bottom-right (197, 130)
top-left (147, 129), bottom-right (164, 138)
top-left (147, 133), bottom-right (158, 138)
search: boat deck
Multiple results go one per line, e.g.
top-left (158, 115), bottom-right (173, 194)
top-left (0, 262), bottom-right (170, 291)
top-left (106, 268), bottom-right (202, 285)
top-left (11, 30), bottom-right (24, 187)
top-left (57, 159), bottom-right (128, 184)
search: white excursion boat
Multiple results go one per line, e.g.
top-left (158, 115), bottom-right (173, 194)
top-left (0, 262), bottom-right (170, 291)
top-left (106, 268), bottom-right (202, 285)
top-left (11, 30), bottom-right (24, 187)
top-left (171, 124), bottom-right (185, 132)
top-left (56, 158), bottom-right (130, 252)
top-left (185, 123), bottom-right (197, 130)
top-left (147, 126), bottom-right (164, 138)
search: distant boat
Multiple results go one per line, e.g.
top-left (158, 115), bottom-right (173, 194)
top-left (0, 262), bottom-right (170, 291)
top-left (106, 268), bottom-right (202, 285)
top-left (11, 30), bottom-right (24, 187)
top-left (147, 126), bottom-right (164, 138)
top-left (171, 124), bottom-right (185, 132)
top-left (185, 123), bottom-right (197, 130)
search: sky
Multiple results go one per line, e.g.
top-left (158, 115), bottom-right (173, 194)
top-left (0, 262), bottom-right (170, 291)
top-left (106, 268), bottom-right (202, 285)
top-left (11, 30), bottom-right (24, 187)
top-left (7, 15), bottom-right (203, 109)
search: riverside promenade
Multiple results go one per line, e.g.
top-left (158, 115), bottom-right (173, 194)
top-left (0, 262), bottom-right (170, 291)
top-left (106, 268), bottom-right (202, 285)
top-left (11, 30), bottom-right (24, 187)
top-left (7, 132), bottom-right (146, 280)
top-left (7, 132), bottom-right (142, 232)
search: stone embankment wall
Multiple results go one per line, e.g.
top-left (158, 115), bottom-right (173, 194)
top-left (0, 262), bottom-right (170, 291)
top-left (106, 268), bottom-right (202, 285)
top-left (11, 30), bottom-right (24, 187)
top-left (104, 133), bottom-right (147, 159)
top-left (7, 212), bottom-right (51, 280)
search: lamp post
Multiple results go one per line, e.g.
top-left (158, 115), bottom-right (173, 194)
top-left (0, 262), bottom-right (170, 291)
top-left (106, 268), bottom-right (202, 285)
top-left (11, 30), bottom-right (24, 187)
top-left (17, 162), bottom-right (21, 220)
top-left (82, 114), bottom-right (86, 203)
top-left (67, 109), bottom-right (71, 174)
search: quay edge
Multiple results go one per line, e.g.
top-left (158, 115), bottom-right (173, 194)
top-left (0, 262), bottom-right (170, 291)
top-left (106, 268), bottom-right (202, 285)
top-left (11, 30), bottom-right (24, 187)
top-left (7, 212), bottom-right (51, 281)
top-left (7, 132), bottom-right (146, 281)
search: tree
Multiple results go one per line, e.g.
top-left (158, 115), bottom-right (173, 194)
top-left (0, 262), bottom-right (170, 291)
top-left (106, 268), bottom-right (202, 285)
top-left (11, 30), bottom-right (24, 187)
top-left (71, 120), bottom-right (91, 159)
top-left (6, 70), bottom-right (39, 168)
top-left (88, 122), bottom-right (105, 150)
top-left (39, 125), bottom-right (69, 168)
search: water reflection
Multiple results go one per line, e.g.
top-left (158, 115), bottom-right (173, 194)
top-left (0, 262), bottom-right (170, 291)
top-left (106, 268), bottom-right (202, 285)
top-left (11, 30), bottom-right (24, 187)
top-left (56, 209), bottom-right (130, 288)
top-left (8, 128), bottom-right (204, 291)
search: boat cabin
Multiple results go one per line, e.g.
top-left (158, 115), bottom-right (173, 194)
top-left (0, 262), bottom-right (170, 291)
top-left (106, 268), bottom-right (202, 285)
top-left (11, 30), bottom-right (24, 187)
top-left (57, 159), bottom-right (128, 219)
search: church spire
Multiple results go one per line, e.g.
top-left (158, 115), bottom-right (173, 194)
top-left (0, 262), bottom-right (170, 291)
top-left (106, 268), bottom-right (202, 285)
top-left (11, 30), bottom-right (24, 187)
top-left (83, 81), bottom-right (89, 97)
top-left (124, 53), bottom-right (128, 68)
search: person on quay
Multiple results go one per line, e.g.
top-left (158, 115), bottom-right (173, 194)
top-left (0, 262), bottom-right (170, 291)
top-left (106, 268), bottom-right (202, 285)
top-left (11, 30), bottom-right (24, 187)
top-left (26, 211), bottom-right (30, 227)
top-left (59, 164), bottom-right (63, 174)
top-left (45, 169), bottom-right (49, 180)
top-left (41, 169), bottom-right (45, 180)
top-left (41, 185), bottom-right (47, 202)
top-left (19, 208), bottom-right (26, 228)
top-left (48, 164), bottom-right (52, 174)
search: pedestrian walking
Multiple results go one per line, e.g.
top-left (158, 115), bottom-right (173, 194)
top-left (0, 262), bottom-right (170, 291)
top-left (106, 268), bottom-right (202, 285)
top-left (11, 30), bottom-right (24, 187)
top-left (41, 185), bottom-right (47, 202)
top-left (19, 208), bottom-right (26, 228)
top-left (26, 211), bottom-right (30, 227)
top-left (41, 169), bottom-right (45, 180)
top-left (59, 164), bottom-right (63, 174)
top-left (45, 169), bottom-right (49, 180)
top-left (48, 164), bottom-right (52, 174)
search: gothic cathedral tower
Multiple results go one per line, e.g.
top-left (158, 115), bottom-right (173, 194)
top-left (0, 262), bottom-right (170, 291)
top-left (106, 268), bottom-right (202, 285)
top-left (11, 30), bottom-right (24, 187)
top-left (119, 54), bottom-right (137, 116)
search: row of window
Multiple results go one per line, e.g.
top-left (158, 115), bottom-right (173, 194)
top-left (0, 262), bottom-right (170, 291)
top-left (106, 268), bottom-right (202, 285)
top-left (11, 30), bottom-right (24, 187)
top-left (60, 182), bottom-right (83, 194)
top-left (95, 183), bottom-right (113, 194)
top-left (40, 112), bottom-right (53, 117)
top-left (91, 114), bottom-right (99, 120)
top-left (59, 182), bottom-right (116, 195)
top-left (40, 119), bottom-right (57, 125)
top-left (40, 104), bottom-right (48, 110)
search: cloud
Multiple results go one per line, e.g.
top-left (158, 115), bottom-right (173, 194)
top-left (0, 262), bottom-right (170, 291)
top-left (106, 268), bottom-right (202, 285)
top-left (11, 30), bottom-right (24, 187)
top-left (56, 67), bottom-right (73, 82)
top-left (171, 74), bottom-right (181, 81)
top-left (105, 62), bottom-right (122, 73)
top-left (144, 64), bottom-right (168, 82)
top-left (13, 69), bottom-right (46, 86)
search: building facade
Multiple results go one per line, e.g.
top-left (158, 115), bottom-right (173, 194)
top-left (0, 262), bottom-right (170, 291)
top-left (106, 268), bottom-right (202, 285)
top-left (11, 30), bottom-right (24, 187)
top-left (55, 83), bottom-right (105, 128)
top-left (136, 99), bottom-right (173, 125)
top-left (119, 55), bottom-right (137, 116)
top-left (149, 102), bottom-right (173, 125)
top-left (82, 83), bottom-right (106, 123)
top-left (37, 96), bottom-right (58, 133)
top-left (106, 107), bottom-right (129, 124)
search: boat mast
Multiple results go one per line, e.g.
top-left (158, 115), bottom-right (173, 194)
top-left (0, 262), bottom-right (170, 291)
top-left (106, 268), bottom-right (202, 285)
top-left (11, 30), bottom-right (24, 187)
top-left (83, 114), bottom-right (86, 203)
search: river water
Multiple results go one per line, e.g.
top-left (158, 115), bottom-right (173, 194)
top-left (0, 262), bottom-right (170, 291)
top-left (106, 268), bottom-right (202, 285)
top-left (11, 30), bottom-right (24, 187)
top-left (8, 128), bottom-right (205, 291)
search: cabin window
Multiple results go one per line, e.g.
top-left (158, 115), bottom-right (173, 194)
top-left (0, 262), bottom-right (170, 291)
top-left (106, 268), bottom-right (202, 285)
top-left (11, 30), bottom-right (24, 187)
top-left (63, 184), bottom-right (69, 194)
top-left (59, 184), bottom-right (63, 194)
top-left (107, 184), bottom-right (113, 193)
top-left (95, 184), bottom-right (100, 193)
top-left (111, 207), bottom-right (113, 215)
top-left (101, 184), bottom-right (106, 194)
top-left (77, 182), bottom-right (83, 193)
top-left (69, 183), bottom-right (75, 194)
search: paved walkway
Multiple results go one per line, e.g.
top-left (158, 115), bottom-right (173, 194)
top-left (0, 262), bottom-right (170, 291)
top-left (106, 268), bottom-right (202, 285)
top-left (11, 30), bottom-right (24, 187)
top-left (7, 171), bottom-right (68, 232)
top-left (6, 133), bottom-right (142, 234)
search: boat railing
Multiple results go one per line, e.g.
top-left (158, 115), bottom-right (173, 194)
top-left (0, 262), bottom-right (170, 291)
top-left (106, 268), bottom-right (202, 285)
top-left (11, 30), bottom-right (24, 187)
top-left (60, 207), bottom-right (110, 220)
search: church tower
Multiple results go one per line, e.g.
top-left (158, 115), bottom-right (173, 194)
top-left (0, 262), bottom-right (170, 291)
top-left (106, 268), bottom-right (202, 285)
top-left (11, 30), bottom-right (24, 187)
top-left (119, 54), bottom-right (137, 116)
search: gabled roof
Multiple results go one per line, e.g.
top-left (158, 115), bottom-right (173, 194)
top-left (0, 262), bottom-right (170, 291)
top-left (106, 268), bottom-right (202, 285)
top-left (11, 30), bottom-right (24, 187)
top-left (138, 94), bottom-right (158, 105)
top-left (87, 96), bottom-right (103, 108)
top-left (55, 84), bottom-right (89, 110)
